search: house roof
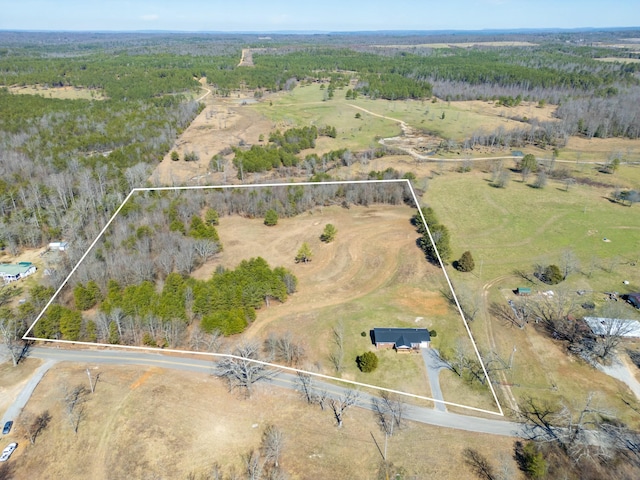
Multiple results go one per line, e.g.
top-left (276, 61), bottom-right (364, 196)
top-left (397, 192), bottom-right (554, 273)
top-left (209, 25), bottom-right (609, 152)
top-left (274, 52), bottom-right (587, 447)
top-left (373, 328), bottom-right (430, 347)
top-left (0, 263), bottom-right (35, 276)
top-left (584, 317), bottom-right (640, 338)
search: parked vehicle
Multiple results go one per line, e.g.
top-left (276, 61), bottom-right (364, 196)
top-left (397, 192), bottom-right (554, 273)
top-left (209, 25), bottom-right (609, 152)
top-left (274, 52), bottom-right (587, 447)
top-left (1, 421), bottom-right (12, 435)
top-left (0, 443), bottom-right (17, 462)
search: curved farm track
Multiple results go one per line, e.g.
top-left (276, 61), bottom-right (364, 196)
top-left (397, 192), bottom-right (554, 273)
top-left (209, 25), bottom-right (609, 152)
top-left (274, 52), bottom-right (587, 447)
top-left (482, 275), bottom-right (519, 412)
top-left (197, 204), bottom-right (440, 341)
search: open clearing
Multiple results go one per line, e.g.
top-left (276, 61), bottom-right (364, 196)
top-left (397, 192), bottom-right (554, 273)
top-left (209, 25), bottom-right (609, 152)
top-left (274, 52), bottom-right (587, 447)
top-left (152, 86), bottom-right (272, 185)
top-left (2, 363), bottom-right (517, 479)
top-left (252, 84), bottom-right (557, 147)
top-left (5, 85), bottom-right (106, 100)
top-left (151, 82), bottom-right (640, 187)
top-left (0, 359), bottom-right (42, 421)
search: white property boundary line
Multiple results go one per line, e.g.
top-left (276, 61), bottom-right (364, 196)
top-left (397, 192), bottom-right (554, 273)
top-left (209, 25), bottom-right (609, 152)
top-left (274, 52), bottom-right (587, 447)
top-left (23, 179), bottom-right (504, 417)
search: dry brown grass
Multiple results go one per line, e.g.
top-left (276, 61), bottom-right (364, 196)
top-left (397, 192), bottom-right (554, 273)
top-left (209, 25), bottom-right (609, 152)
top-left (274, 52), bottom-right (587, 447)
top-left (0, 359), bottom-right (42, 418)
top-left (6, 85), bottom-right (106, 100)
top-left (562, 136), bottom-right (640, 161)
top-left (8, 363), bottom-right (520, 479)
top-left (460, 100), bottom-right (558, 124)
top-left (152, 89), bottom-right (272, 185)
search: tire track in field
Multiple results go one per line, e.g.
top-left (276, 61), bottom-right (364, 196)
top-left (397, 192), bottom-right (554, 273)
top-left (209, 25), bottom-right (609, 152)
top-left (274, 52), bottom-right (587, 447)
top-left (482, 275), bottom-right (519, 413)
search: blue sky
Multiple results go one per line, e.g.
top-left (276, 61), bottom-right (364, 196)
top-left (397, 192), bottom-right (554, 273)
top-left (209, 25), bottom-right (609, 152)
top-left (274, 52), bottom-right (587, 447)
top-left (0, 0), bottom-right (638, 32)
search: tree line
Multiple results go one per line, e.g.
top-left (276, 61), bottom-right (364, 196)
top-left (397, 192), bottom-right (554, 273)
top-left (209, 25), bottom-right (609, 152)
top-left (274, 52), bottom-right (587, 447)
top-left (35, 257), bottom-right (296, 345)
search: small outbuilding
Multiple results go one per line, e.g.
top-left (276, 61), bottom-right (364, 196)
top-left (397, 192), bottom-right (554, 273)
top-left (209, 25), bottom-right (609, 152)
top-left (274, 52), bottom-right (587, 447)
top-left (372, 328), bottom-right (431, 352)
top-left (517, 287), bottom-right (532, 296)
top-left (48, 241), bottom-right (69, 251)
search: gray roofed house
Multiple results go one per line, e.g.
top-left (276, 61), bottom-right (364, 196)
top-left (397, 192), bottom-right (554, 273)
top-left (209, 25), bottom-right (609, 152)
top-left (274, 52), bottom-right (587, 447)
top-left (373, 328), bottom-right (431, 352)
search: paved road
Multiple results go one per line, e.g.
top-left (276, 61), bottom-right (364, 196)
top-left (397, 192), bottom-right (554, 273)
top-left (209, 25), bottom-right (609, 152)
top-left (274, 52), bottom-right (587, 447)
top-left (26, 346), bottom-right (524, 437)
top-left (420, 348), bottom-right (447, 412)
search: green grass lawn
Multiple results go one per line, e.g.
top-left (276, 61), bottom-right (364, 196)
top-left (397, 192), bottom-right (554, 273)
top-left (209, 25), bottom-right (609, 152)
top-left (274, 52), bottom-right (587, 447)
top-left (251, 85), bottom-right (401, 152)
top-left (252, 84), bottom-right (537, 148)
top-left (427, 169), bottom-right (640, 289)
top-left (422, 168), bottom-right (640, 422)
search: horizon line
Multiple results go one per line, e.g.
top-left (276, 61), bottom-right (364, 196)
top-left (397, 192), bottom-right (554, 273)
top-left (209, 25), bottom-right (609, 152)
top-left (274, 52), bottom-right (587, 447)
top-left (1, 26), bottom-right (640, 36)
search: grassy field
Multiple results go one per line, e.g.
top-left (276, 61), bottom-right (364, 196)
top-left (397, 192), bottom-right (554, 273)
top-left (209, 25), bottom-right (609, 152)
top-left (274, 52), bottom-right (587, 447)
top-left (251, 84), bottom-right (402, 152)
top-left (1, 363), bottom-right (519, 479)
top-left (251, 83), bottom-right (557, 148)
top-left (422, 167), bottom-right (640, 423)
top-left (205, 203), bottom-right (496, 411)
top-left (426, 169), bottom-right (640, 283)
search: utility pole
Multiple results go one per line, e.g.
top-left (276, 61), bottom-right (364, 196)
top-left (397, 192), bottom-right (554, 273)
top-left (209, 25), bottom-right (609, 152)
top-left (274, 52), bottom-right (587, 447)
top-left (508, 346), bottom-right (517, 370)
top-left (86, 368), bottom-right (96, 394)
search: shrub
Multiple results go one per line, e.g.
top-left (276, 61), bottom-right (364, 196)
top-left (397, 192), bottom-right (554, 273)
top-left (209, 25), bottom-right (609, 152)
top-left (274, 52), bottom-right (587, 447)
top-left (356, 351), bottom-right (379, 373)
top-left (264, 209), bottom-right (278, 226)
top-left (183, 151), bottom-right (199, 162)
top-left (320, 223), bottom-right (337, 243)
top-left (455, 251), bottom-right (475, 272)
top-left (542, 264), bottom-right (563, 285)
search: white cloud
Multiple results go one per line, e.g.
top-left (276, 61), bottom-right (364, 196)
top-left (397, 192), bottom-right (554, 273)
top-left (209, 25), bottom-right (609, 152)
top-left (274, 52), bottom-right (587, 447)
top-left (141, 14), bottom-right (159, 22)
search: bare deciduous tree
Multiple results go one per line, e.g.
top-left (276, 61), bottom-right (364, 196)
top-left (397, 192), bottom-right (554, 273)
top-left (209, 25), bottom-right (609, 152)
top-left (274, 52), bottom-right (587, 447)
top-left (372, 391), bottom-right (406, 437)
top-left (264, 332), bottom-right (305, 366)
top-left (328, 322), bottom-right (344, 373)
top-left (0, 312), bottom-right (26, 367)
top-left (561, 249), bottom-right (580, 280)
top-left (189, 329), bottom-right (222, 352)
top-left (214, 343), bottom-right (275, 397)
top-left (61, 384), bottom-right (89, 434)
top-left (21, 410), bottom-right (51, 445)
top-left (463, 448), bottom-right (497, 480)
top-left (328, 390), bottom-right (360, 428)
top-left (243, 449), bottom-right (264, 480)
top-left (261, 424), bottom-right (284, 469)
